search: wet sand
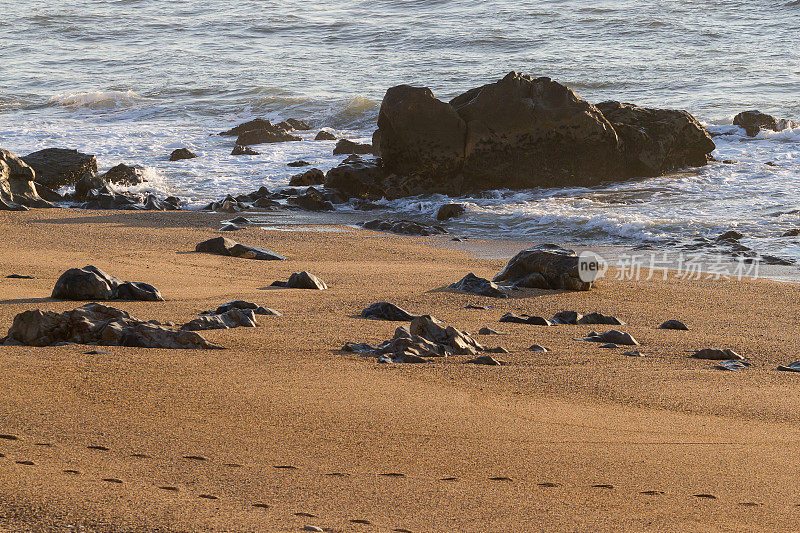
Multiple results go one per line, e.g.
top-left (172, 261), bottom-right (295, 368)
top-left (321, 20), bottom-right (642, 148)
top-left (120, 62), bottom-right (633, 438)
top-left (1, 209), bottom-right (800, 532)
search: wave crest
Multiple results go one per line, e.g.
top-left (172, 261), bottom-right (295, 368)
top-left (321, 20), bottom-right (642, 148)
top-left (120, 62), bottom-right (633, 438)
top-left (49, 90), bottom-right (142, 109)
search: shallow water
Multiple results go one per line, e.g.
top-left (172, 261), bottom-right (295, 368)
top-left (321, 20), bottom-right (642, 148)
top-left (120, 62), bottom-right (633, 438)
top-left (1, 1), bottom-right (799, 260)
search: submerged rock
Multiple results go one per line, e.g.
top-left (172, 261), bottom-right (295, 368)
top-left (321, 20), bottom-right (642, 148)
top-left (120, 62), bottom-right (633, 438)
top-left (169, 148), bottom-right (197, 161)
top-left (195, 237), bottom-right (286, 260)
top-left (236, 129), bottom-right (301, 146)
top-left (362, 219), bottom-right (447, 236)
top-left (315, 130), bottom-right (337, 141)
top-left (1, 303), bottom-right (220, 349)
top-left (493, 245), bottom-right (591, 291)
top-left (361, 302), bottom-right (417, 321)
top-left (21, 148), bottom-right (97, 188)
top-left (52, 266), bottom-right (163, 302)
top-left (691, 348), bottom-right (744, 361)
top-left (231, 144), bottom-right (260, 156)
top-left (733, 110), bottom-right (797, 137)
top-left (448, 273), bottom-right (507, 298)
top-left (181, 309), bottom-right (258, 331)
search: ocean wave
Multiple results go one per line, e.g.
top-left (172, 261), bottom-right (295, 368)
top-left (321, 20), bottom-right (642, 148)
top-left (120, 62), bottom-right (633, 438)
top-left (48, 90), bottom-right (143, 110)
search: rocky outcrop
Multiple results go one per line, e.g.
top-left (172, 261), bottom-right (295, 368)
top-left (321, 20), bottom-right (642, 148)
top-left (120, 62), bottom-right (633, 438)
top-left (231, 144), bottom-right (260, 155)
top-left (51, 265), bottom-right (163, 301)
top-left (493, 245), bottom-right (591, 291)
top-left (289, 168), bottom-right (325, 186)
top-left (78, 187), bottom-right (181, 211)
top-left (370, 72), bottom-right (715, 195)
top-left (21, 148), bottom-right (97, 188)
top-left (1, 149), bottom-right (54, 210)
top-left (315, 130), bottom-right (337, 141)
top-left (2, 303), bottom-right (220, 349)
top-left (236, 129), bottom-right (301, 146)
top-left (333, 139), bottom-right (373, 155)
top-left (323, 156), bottom-right (386, 199)
top-left (195, 237), bottom-right (286, 260)
top-left (169, 148), bottom-right (197, 161)
top-left (733, 110), bottom-right (797, 137)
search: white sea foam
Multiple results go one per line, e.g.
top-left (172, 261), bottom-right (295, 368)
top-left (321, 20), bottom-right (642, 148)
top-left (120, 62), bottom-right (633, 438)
top-left (49, 90), bottom-right (143, 110)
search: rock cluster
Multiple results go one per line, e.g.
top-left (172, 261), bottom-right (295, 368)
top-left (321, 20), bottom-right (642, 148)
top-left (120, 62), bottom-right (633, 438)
top-left (52, 266), bottom-right (163, 301)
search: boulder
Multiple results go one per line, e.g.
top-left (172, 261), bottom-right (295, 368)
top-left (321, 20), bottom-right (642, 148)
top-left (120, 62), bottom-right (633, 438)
top-left (333, 139), bottom-right (373, 155)
top-left (231, 144), bottom-right (260, 155)
top-left (493, 245), bottom-right (591, 291)
top-left (499, 313), bottom-right (551, 326)
top-left (324, 156), bottom-right (386, 199)
top-left (181, 308), bottom-right (258, 331)
top-left (1, 303), bottom-right (219, 349)
top-left (195, 237), bottom-right (285, 260)
top-left (410, 315), bottom-right (484, 355)
top-left (595, 101), bottom-right (716, 176)
top-left (103, 163), bottom-right (145, 186)
top-left (169, 148), bottom-right (197, 161)
top-left (362, 219), bottom-right (447, 236)
top-left (691, 348), bottom-right (743, 361)
top-left (220, 118), bottom-right (280, 137)
top-left (287, 189), bottom-right (334, 211)
top-left (583, 330), bottom-right (639, 346)
top-left (289, 168), bottom-right (325, 187)
top-left (21, 148), bottom-right (97, 188)
top-left (286, 271), bottom-right (327, 290)
top-left (74, 173), bottom-right (107, 200)
top-left (236, 129), bottom-right (301, 146)
top-left (733, 110), bottom-right (797, 137)
top-left (658, 319), bottom-right (688, 330)
top-left (361, 302), bottom-right (417, 321)
top-left (315, 130), bottom-right (337, 141)
top-left (51, 265), bottom-right (163, 301)
top-left (448, 273), bottom-right (507, 298)
top-left (0, 149), bottom-right (54, 210)
top-left (436, 203), bottom-right (467, 221)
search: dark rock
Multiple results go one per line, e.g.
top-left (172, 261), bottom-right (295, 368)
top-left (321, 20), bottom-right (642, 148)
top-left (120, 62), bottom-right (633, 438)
top-left (499, 312), bottom-right (552, 326)
top-left (448, 273), bottom-right (507, 298)
top-left (576, 312), bottom-right (625, 325)
top-left (289, 168), bottom-right (325, 187)
top-left (716, 230), bottom-right (743, 243)
top-left (343, 342), bottom-right (379, 353)
top-left (229, 216), bottom-right (252, 225)
top-left (599, 343), bottom-right (619, 349)
top-left (287, 160), bottom-right (311, 167)
top-left (285, 271), bottom-right (327, 290)
top-left (493, 245), bottom-right (591, 291)
top-left (315, 130), bottom-right (337, 141)
top-left (716, 360), bottom-right (751, 371)
top-left (6, 274), bottom-right (35, 279)
top-left (777, 361), bottom-right (800, 372)
top-left (280, 118), bottom-right (312, 131)
top-left (253, 197), bottom-right (281, 209)
top-left (21, 148), bottom-right (97, 188)
top-left (236, 129), bottom-right (301, 146)
top-left (33, 182), bottom-right (64, 202)
top-left (169, 148), bottom-right (197, 161)
top-left (362, 219), bottom-right (447, 236)
top-left (103, 164), bottom-right (145, 186)
top-left (529, 344), bottom-right (548, 352)
top-left (195, 237), bottom-right (286, 260)
top-left (485, 346), bottom-right (509, 354)
top-left (464, 355), bottom-right (502, 365)
top-left (220, 118), bottom-right (280, 137)
top-left (351, 199), bottom-right (385, 211)
top-left (1, 303), bottom-right (220, 349)
top-left (324, 156), bottom-right (386, 199)
top-left (551, 310), bottom-right (582, 324)
top-left (733, 110), bottom-right (797, 137)
top-left (51, 266), bottom-right (163, 301)
top-left (74, 173), bottom-right (107, 200)
top-left (436, 203), bottom-right (467, 221)
top-left (287, 189), bottom-right (334, 211)
top-left (200, 300), bottom-right (280, 316)
top-left (583, 330), bottom-right (639, 346)
top-left (691, 348), bottom-right (743, 361)
top-left (333, 139), bottom-right (373, 155)
top-left (465, 304), bottom-right (490, 310)
top-left (181, 309), bottom-right (258, 331)
top-left (361, 302), bottom-right (416, 321)
top-left (595, 101), bottom-right (716, 176)
top-left (219, 224), bottom-right (243, 231)
top-left (231, 144), bottom-right (260, 155)
top-left (782, 229), bottom-right (800, 237)
top-left (477, 327), bottom-right (504, 335)
top-left (0, 149), bottom-right (54, 209)
top-left (658, 319), bottom-right (688, 330)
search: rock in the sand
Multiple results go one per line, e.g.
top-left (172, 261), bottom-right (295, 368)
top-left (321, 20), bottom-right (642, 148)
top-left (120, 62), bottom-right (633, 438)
top-left (465, 304), bottom-right (490, 310)
top-left (410, 315), bottom-right (484, 355)
top-left (0, 149), bottom-right (54, 210)
top-left (436, 203), bottom-right (467, 221)
top-left (529, 344), bottom-right (548, 352)
top-left (169, 148), bottom-right (197, 161)
top-left (6, 274), bottom-right (36, 279)
top-left (21, 148), bottom-right (97, 188)
top-left (777, 361), bottom-right (800, 373)
top-left (493, 245), bottom-right (591, 291)
top-left (448, 273), bottom-right (507, 298)
top-left (195, 237), bottom-right (286, 260)
top-left (333, 139), bottom-right (373, 155)
top-left (361, 302), bottom-right (417, 321)
top-left (289, 168), bottom-right (325, 186)
top-left (231, 144), bottom-right (260, 156)
top-left (716, 359), bottom-right (751, 371)
top-left (465, 355), bottom-right (503, 365)
top-left (362, 219), bottom-right (447, 236)
top-left (733, 110), bottom-right (797, 137)
top-left (691, 348), bottom-right (744, 361)
top-left (343, 342), bottom-right (379, 353)
top-left (236, 129), bottom-right (301, 146)
top-left (599, 343), bottom-right (618, 349)
top-left (1, 303), bottom-right (220, 349)
top-left (288, 160), bottom-right (310, 167)
top-left (551, 310), bottom-right (582, 324)
top-left (315, 130), bottom-right (337, 141)
top-left (181, 308), bottom-right (259, 331)
top-left (576, 312), bottom-right (625, 326)
top-left (220, 224), bottom-right (242, 232)
top-left (200, 300), bottom-right (280, 316)
top-left (622, 350), bottom-right (645, 357)
top-left (52, 266), bottom-right (163, 302)
top-left (499, 312), bottom-right (552, 326)
top-left (273, 271), bottom-right (328, 290)
top-left (302, 525), bottom-right (324, 532)
top-left (583, 330), bottom-right (639, 346)
top-left (478, 327), bottom-right (504, 335)
top-left (229, 216), bottom-right (251, 225)
top-left (658, 319), bottom-right (688, 330)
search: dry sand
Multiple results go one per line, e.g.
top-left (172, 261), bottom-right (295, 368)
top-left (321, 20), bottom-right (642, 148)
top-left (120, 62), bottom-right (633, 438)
top-left (1, 209), bottom-right (799, 532)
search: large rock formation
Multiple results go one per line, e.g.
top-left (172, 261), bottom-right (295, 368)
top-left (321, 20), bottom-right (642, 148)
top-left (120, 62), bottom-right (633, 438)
top-left (1, 149), bottom-right (54, 210)
top-left (21, 148), bottom-right (97, 188)
top-left (2, 303), bottom-right (219, 349)
top-left (52, 265), bottom-right (164, 301)
top-left (364, 72), bottom-right (715, 197)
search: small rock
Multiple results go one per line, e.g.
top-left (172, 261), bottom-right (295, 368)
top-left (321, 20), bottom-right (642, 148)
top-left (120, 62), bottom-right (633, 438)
top-left (315, 130), bottom-right (337, 141)
top-left (169, 148), bottom-right (197, 161)
top-left (361, 302), bottom-right (416, 321)
top-left (6, 274), bottom-right (35, 279)
top-left (195, 237), bottom-right (285, 261)
top-left (716, 230), bottom-right (743, 243)
top-left (343, 342), bottom-right (379, 353)
top-left (499, 312), bottom-right (551, 326)
top-left (782, 229), bottom-right (800, 237)
top-left (220, 224), bottom-right (243, 231)
top-left (449, 273), bottom-right (507, 298)
top-left (622, 350), bottom-right (644, 357)
top-left (181, 309), bottom-right (258, 331)
top-left (691, 348), bottom-right (744, 361)
top-left (485, 346), bottom-right (509, 354)
top-left (285, 271), bottom-right (327, 290)
top-left (51, 265), bottom-right (163, 302)
top-left (200, 301), bottom-right (280, 316)
top-left (658, 319), bottom-right (688, 330)
top-left (287, 160), bottom-right (310, 167)
top-left (236, 129), bottom-right (301, 146)
top-left (583, 330), bottom-right (639, 346)
top-left (551, 310), bottom-right (582, 324)
top-left (231, 145), bottom-right (260, 156)
top-left (717, 359), bottom-right (751, 371)
top-left (599, 343), bottom-right (618, 349)
top-left (363, 219), bottom-right (447, 236)
top-left (436, 203), bottom-right (467, 221)
top-left (464, 355), bottom-right (502, 365)
top-left (576, 312), bottom-right (625, 326)
top-left (302, 527), bottom-right (324, 532)
top-left (289, 168), bottom-right (325, 187)
top-left (529, 344), bottom-right (548, 352)
top-left (465, 304), bottom-right (490, 310)
top-left (777, 361), bottom-right (800, 372)
top-left (477, 327), bottom-right (504, 335)
top-left (229, 216), bottom-right (251, 225)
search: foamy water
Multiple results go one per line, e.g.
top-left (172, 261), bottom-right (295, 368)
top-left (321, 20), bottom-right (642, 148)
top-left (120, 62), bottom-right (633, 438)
top-left (1, 1), bottom-right (799, 260)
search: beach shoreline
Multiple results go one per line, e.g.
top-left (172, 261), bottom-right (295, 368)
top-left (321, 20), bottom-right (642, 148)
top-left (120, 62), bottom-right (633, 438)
top-left (1, 208), bottom-right (800, 531)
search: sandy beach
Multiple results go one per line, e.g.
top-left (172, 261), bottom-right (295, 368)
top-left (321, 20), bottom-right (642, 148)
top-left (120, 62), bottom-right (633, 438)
top-left (1, 208), bottom-right (799, 532)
